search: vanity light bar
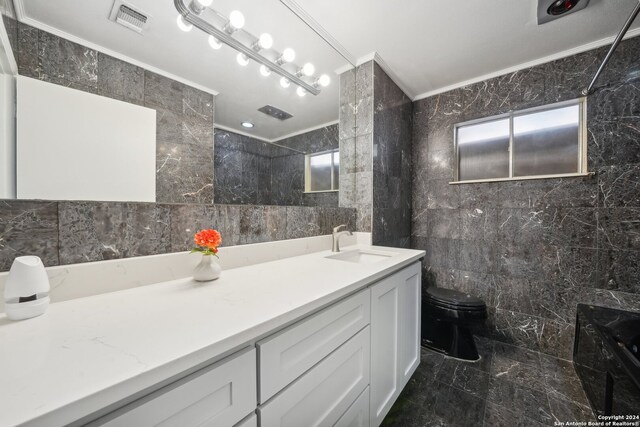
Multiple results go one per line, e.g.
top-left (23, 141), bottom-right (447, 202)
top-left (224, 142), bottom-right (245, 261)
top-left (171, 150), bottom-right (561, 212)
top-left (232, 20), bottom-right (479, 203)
top-left (174, 0), bottom-right (320, 95)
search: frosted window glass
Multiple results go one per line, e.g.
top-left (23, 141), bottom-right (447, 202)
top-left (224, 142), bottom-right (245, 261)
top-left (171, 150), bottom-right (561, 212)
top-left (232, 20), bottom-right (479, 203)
top-left (457, 119), bottom-right (510, 181)
top-left (513, 105), bottom-right (580, 177)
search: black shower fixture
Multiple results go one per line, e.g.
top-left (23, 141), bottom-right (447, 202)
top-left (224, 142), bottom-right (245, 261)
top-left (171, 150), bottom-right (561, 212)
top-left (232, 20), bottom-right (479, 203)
top-left (537, 0), bottom-right (590, 24)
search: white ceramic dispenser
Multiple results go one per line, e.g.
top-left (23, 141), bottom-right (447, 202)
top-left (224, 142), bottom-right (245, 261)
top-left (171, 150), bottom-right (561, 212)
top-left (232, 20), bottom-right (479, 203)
top-left (4, 256), bottom-right (50, 321)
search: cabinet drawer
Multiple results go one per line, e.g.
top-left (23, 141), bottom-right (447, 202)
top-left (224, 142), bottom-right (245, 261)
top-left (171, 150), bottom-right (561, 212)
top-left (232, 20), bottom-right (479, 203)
top-left (257, 289), bottom-right (370, 403)
top-left (96, 348), bottom-right (256, 427)
top-left (235, 413), bottom-right (257, 427)
top-left (258, 326), bottom-right (370, 427)
top-left (335, 387), bottom-right (370, 427)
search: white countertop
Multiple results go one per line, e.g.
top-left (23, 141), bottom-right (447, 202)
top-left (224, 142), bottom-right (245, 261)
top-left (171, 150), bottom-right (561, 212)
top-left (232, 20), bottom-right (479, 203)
top-left (0, 244), bottom-right (424, 427)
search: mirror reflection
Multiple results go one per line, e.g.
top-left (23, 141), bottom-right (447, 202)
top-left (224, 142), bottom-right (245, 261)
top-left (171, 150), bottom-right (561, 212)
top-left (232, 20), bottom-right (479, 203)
top-left (0, 0), bottom-right (354, 206)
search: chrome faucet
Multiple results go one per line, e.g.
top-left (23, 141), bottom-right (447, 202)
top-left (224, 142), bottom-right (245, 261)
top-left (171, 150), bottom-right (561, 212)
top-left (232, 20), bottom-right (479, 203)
top-left (332, 224), bottom-right (353, 252)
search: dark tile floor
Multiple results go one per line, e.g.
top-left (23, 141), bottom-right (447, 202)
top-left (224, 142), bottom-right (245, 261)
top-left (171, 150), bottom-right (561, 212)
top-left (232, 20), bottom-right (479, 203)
top-left (381, 337), bottom-right (595, 427)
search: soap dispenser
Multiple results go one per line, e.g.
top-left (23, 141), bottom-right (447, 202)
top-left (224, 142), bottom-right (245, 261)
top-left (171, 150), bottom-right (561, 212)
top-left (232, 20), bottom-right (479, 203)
top-left (4, 256), bottom-right (50, 321)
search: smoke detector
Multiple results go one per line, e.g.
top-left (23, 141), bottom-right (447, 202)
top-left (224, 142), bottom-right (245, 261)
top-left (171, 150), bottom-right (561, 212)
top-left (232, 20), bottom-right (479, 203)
top-left (538, 0), bottom-right (590, 24)
top-left (109, 1), bottom-right (151, 34)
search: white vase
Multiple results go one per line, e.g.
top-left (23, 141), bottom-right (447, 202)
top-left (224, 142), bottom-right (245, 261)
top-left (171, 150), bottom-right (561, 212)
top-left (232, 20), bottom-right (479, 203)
top-left (193, 255), bottom-right (222, 282)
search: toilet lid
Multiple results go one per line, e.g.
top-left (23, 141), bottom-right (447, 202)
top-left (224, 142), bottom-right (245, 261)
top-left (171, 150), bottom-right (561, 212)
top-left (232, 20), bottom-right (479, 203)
top-left (425, 287), bottom-right (485, 308)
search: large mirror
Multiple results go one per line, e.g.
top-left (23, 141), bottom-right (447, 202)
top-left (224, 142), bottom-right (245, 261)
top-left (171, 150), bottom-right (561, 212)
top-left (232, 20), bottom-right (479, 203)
top-left (0, 0), bottom-right (355, 206)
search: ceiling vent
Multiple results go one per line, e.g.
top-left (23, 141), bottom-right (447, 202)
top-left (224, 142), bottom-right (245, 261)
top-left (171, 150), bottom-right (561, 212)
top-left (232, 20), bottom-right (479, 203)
top-left (109, 1), bottom-right (150, 34)
top-left (258, 105), bottom-right (293, 121)
top-left (538, 0), bottom-right (590, 25)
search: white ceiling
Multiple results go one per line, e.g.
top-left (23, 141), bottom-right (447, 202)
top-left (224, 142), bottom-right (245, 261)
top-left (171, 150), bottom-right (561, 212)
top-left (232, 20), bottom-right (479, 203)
top-left (295, 0), bottom-right (640, 99)
top-left (15, 0), bottom-right (345, 141)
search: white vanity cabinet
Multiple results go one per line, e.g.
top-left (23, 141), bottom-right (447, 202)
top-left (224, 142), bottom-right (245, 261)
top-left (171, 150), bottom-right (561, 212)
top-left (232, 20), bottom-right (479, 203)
top-left (80, 261), bottom-right (421, 427)
top-left (91, 348), bottom-right (257, 427)
top-left (369, 262), bottom-right (421, 427)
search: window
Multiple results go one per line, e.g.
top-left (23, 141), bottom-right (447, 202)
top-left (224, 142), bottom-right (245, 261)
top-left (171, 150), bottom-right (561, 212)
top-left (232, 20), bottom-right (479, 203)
top-left (305, 149), bottom-right (339, 192)
top-left (454, 99), bottom-right (587, 183)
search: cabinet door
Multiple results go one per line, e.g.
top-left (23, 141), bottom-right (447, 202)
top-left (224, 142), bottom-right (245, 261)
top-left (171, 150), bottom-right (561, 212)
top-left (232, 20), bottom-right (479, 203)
top-left (258, 327), bottom-right (370, 427)
top-left (370, 273), bottom-right (400, 427)
top-left (95, 348), bottom-right (256, 427)
top-left (398, 264), bottom-right (421, 388)
top-left (370, 262), bottom-right (421, 427)
top-left (334, 386), bottom-right (370, 427)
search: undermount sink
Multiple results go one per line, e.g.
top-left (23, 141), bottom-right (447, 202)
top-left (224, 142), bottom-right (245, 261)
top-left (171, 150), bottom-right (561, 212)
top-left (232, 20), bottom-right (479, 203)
top-left (326, 249), bottom-right (396, 264)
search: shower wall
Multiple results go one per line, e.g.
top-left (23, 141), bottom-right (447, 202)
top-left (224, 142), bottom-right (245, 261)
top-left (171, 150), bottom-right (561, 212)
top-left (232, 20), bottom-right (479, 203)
top-left (411, 35), bottom-right (640, 359)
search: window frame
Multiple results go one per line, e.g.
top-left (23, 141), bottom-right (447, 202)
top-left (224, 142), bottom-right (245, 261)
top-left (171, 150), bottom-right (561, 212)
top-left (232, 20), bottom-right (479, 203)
top-left (304, 148), bottom-right (340, 193)
top-left (452, 97), bottom-right (590, 184)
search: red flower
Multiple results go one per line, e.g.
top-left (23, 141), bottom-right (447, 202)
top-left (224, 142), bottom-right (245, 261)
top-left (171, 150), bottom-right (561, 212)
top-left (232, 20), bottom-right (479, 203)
top-left (194, 229), bottom-right (222, 250)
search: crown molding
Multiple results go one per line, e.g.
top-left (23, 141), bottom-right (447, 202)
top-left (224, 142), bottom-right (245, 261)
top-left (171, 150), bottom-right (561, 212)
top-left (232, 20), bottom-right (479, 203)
top-left (272, 119), bottom-right (338, 143)
top-left (413, 28), bottom-right (640, 101)
top-left (279, 0), bottom-right (357, 67)
top-left (357, 52), bottom-right (416, 100)
top-left (12, 0), bottom-right (218, 96)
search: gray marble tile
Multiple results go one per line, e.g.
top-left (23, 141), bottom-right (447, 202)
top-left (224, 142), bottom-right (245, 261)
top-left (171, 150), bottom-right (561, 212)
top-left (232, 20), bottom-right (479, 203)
top-left (97, 53), bottom-right (144, 104)
top-left (437, 358), bottom-right (491, 398)
top-left (597, 249), bottom-right (640, 293)
top-left (597, 207), bottom-right (640, 251)
top-left (58, 202), bottom-right (170, 264)
top-left (38, 29), bottom-right (97, 88)
top-left (144, 70), bottom-right (184, 114)
top-left (0, 200), bottom-right (59, 271)
top-left (598, 163), bottom-right (640, 208)
top-left (16, 22), bottom-right (40, 79)
top-left (487, 377), bottom-right (553, 424)
top-left (483, 402), bottom-right (546, 427)
top-left (285, 206), bottom-right (320, 239)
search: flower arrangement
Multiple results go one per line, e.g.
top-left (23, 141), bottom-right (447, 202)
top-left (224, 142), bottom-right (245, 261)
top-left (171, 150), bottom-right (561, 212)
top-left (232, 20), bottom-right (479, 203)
top-left (191, 229), bottom-right (222, 257)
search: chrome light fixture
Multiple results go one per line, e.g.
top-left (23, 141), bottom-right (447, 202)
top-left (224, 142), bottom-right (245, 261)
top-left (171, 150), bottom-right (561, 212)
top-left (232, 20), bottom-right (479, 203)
top-left (174, 0), bottom-right (326, 95)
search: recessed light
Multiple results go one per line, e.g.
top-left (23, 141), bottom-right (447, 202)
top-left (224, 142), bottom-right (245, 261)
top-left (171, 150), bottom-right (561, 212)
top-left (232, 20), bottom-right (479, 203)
top-left (241, 122), bottom-right (254, 128)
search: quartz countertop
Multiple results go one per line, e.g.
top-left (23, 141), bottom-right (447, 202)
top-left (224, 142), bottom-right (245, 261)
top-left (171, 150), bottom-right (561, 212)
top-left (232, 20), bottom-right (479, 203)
top-left (0, 244), bottom-right (424, 426)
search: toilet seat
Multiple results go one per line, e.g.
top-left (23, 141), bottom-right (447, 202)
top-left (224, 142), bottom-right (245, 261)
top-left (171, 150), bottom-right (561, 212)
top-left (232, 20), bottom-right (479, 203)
top-left (425, 287), bottom-right (486, 311)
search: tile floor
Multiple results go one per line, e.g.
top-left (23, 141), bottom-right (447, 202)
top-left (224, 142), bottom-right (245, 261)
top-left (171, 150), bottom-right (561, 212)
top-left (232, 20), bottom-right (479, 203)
top-left (381, 338), bottom-right (595, 427)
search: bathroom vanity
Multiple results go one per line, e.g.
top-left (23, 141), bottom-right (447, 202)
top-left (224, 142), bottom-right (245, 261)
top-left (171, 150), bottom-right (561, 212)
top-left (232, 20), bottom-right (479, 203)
top-left (0, 244), bottom-right (424, 427)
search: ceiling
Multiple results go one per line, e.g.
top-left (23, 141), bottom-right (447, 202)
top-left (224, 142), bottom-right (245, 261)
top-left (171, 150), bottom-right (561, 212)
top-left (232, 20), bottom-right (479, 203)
top-left (294, 0), bottom-right (640, 99)
top-left (11, 0), bottom-right (640, 141)
top-left (14, 0), bottom-right (346, 141)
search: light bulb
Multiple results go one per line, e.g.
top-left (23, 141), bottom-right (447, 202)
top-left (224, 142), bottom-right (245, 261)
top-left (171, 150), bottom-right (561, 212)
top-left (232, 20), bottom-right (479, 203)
top-left (229, 10), bottom-right (245, 29)
top-left (280, 77), bottom-right (290, 88)
top-left (318, 74), bottom-right (331, 87)
top-left (195, 0), bottom-right (213, 7)
top-left (259, 65), bottom-right (271, 77)
top-left (176, 15), bottom-right (193, 32)
top-left (282, 48), bottom-right (295, 62)
top-left (296, 87), bottom-right (307, 97)
top-left (236, 53), bottom-right (249, 66)
top-left (302, 63), bottom-right (315, 77)
top-left (208, 36), bottom-right (222, 50)
top-left (241, 122), bottom-right (254, 128)
top-left (258, 33), bottom-right (273, 50)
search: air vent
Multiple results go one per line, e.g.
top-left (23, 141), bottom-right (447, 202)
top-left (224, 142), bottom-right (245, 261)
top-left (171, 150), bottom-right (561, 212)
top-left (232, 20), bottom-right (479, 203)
top-left (109, 1), bottom-right (150, 34)
top-left (258, 105), bottom-right (293, 121)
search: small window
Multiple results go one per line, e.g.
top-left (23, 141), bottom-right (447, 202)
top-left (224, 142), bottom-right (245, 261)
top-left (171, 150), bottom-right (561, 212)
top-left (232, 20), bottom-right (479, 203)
top-left (454, 99), bottom-right (587, 183)
top-left (305, 149), bottom-right (339, 192)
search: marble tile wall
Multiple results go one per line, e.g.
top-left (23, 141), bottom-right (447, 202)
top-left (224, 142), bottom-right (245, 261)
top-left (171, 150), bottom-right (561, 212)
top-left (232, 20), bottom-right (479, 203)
top-left (339, 64), bottom-right (374, 232)
top-left (3, 18), bottom-right (215, 204)
top-left (372, 63), bottom-right (413, 248)
top-left (214, 129), bottom-right (273, 205)
top-left (411, 35), bottom-right (640, 359)
top-left (214, 125), bottom-right (339, 206)
top-left (0, 199), bottom-right (356, 271)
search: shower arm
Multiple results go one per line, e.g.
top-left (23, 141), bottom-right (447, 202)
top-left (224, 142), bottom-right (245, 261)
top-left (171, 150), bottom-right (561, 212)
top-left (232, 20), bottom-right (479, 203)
top-left (582, 0), bottom-right (640, 96)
